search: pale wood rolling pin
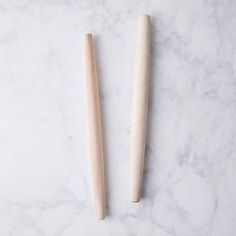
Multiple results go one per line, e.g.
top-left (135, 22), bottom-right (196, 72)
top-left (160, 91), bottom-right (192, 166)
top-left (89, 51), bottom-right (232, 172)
top-left (130, 15), bottom-right (151, 202)
top-left (84, 33), bottom-right (105, 219)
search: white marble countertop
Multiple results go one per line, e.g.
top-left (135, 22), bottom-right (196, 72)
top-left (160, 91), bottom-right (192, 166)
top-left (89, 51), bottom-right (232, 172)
top-left (0, 0), bottom-right (236, 235)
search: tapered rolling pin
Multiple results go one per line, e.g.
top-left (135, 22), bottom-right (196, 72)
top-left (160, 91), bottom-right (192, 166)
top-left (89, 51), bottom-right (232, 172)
top-left (84, 33), bottom-right (105, 219)
top-left (130, 15), bottom-right (150, 202)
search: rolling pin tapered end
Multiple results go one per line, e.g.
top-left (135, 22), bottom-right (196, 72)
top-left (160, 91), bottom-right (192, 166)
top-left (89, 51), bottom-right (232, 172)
top-left (96, 204), bottom-right (106, 220)
top-left (139, 15), bottom-right (150, 24)
top-left (95, 193), bottom-right (106, 220)
top-left (84, 33), bottom-right (93, 49)
top-left (129, 182), bottom-right (142, 202)
top-left (130, 197), bottom-right (141, 203)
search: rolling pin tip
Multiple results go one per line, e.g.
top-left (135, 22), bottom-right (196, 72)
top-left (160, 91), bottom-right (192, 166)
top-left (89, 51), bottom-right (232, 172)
top-left (140, 15), bottom-right (150, 20)
top-left (130, 199), bottom-right (140, 203)
top-left (96, 210), bottom-right (106, 220)
top-left (84, 32), bottom-right (93, 39)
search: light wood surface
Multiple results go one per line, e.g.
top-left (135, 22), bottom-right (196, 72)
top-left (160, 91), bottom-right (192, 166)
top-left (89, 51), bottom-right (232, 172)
top-left (130, 15), bottom-right (151, 202)
top-left (84, 33), bottom-right (105, 219)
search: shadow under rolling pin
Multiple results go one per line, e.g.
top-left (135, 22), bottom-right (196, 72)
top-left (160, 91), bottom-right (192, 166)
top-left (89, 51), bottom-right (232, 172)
top-left (84, 33), bottom-right (106, 219)
top-left (130, 15), bottom-right (151, 202)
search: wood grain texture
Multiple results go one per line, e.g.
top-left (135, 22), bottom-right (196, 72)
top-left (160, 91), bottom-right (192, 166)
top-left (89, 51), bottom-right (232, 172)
top-left (130, 15), bottom-right (151, 202)
top-left (84, 33), bottom-right (105, 219)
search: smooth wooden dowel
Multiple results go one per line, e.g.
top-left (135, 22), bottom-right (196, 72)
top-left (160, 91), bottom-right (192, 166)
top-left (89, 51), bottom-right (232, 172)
top-left (130, 15), bottom-right (150, 202)
top-left (84, 33), bottom-right (105, 219)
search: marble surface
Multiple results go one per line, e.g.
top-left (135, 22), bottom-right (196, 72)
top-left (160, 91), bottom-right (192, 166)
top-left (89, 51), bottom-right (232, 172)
top-left (0, 0), bottom-right (236, 235)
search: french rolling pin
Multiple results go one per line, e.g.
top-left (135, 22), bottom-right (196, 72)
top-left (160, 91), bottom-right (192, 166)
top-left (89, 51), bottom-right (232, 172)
top-left (84, 33), bottom-right (105, 219)
top-left (130, 15), bottom-right (150, 202)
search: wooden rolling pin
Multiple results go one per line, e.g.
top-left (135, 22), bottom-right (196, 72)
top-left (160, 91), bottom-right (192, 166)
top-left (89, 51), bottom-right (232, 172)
top-left (84, 33), bottom-right (105, 219)
top-left (130, 15), bottom-right (150, 202)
